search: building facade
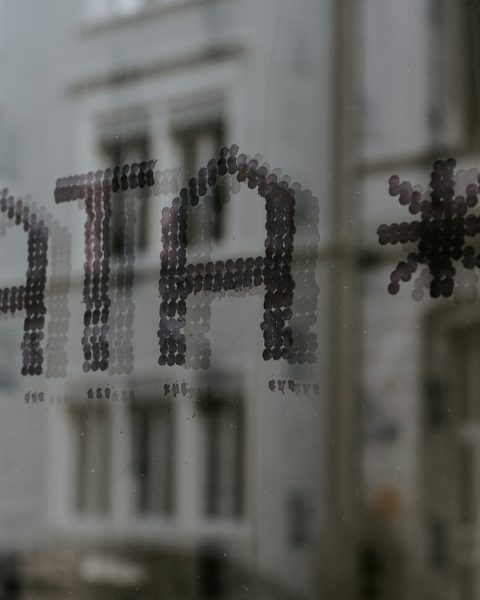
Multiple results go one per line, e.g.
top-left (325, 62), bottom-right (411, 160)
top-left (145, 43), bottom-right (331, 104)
top-left (0, 1), bottom-right (362, 599)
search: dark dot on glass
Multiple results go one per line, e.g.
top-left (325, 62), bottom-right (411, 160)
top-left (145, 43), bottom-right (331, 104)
top-left (430, 280), bottom-right (441, 298)
top-left (388, 281), bottom-right (400, 295)
top-left (441, 278), bottom-right (454, 297)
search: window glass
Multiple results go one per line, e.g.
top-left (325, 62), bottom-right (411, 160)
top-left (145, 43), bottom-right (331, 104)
top-left (130, 402), bottom-right (174, 515)
top-left (71, 404), bottom-right (111, 515)
top-left (7, 0), bottom-right (480, 599)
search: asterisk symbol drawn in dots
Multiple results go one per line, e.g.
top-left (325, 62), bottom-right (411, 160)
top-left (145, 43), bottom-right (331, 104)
top-left (377, 159), bottom-right (480, 299)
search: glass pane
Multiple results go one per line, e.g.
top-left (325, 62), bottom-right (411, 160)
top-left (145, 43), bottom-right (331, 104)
top-left (7, 0), bottom-right (480, 599)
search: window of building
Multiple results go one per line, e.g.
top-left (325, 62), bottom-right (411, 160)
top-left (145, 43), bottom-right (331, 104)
top-left (198, 394), bottom-right (244, 519)
top-left (70, 405), bottom-right (111, 516)
top-left (429, 0), bottom-right (480, 150)
top-left (286, 492), bottom-right (313, 548)
top-left (423, 324), bottom-right (480, 597)
top-left (173, 122), bottom-right (226, 249)
top-left (130, 403), bottom-right (174, 515)
top-left (197, 544), bottom-right (230, 599)
top-left (0, 327), bottom-right (17, 390)
top-left (424, 376), bottom-right (448, 430)
top-left (100, 131), bottom-right (151, 257)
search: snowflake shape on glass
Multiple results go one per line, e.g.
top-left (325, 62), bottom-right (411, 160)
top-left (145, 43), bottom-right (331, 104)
top-left (377, 158), bottom-right (480, 298)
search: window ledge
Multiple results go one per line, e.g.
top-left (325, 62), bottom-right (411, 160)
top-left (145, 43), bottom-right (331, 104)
top-left (56, 517), bottom-right (250, 546)
top-left (81, 0), bottom-right (228, 37)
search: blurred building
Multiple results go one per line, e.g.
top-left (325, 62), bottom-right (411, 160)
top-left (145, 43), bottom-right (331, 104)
top-left (0, 1), bottom-right (362, 599)
top-left (359, 1), bottom-right (480, 599)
